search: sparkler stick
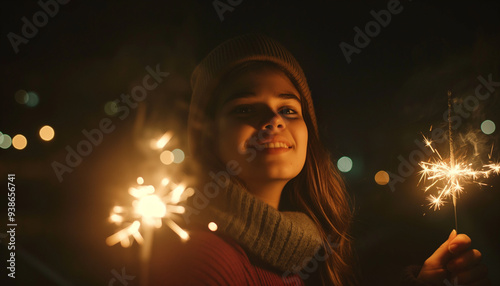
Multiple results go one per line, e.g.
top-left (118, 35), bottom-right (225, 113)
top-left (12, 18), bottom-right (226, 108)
top-left (140, 224), bottom-right (154, 286)
top-left (447, 91), bottom-right (458, 232)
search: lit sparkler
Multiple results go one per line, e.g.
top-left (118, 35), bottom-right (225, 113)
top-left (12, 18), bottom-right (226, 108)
top-left (106, 178), bottom-right (194, 286)
top-left (106, 179), bottom-right (193, 247)
top-left (107, 128), bottom-right (189, 285)
top-left (418, 91), bottom-right (499, 231)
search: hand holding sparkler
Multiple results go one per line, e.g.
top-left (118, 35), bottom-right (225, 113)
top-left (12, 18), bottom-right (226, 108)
top-left (417, 230), bottom-right (490, 285)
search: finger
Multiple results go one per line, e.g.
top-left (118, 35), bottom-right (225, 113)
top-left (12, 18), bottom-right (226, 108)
top-left (447, 249), bottom-right (482, 272)
top-left (448, 233), bottom-right (471, 254)
top-left (424, 229), bottom-right (457, 268)
top-left (452, 263), bottom-right (488, 284)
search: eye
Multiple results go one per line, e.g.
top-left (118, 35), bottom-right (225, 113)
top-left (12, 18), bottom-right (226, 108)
top-left (279, 107), bottom-right (298, 115)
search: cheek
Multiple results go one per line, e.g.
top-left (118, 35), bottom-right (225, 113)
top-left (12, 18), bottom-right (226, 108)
top-left (216, 120), bottom-right (248, 160)
top-left (295, 121), bottom-right (308, 160)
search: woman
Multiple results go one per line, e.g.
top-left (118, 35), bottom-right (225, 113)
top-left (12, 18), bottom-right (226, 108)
top-left (153, 34), bottom-right (489, 286)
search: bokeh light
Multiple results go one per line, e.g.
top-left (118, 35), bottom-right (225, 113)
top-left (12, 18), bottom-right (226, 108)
top-left (14, 90), bottom-right (29, 104)
top-left (26, 91), bottom-right (40, 107)
top-left (104, 101), bottom-right (118, 116)
top-left (137, 177), bottom-right (144, 185)
top-left (208, 222), bottom-right (218, 232)
top-left (172, 149), bottom-right (185, 164)
top-left (481, 120), bottom-right (495, 135)
top-left (374, 170), bottom-right (390, 185)
top-left (160, 150), bottom-right (174, 165)
top-left (12, 134), bottom-right (27, 150)
top-left (0, 134), bottom-right (12, 149)
top-left (39, 125), bottom-right (55, 141)
top-left (337, 156), bottom-right (353, 173)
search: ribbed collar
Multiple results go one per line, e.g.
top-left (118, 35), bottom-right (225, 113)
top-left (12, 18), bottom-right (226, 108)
top-left (195, 183), bottom-right (323, 273)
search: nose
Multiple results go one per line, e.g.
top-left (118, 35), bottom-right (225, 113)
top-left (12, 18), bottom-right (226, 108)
top-left (262, 112), bottom-right (286, 131)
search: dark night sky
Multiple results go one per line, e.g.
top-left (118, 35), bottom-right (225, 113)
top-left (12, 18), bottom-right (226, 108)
top-left (1, 0), bottom-right (500, 285)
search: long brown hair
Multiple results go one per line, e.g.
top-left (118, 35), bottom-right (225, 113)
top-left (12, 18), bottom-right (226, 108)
top-left (287, 114), bottom-right (356, 286)
top-left (191, 61), bottom-right (356, 285)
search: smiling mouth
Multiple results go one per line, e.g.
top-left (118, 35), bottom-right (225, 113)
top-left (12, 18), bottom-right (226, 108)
top-left (246, 142), bottom-right (293, 154)
top-left (258, 142), bottom-right (292, 149)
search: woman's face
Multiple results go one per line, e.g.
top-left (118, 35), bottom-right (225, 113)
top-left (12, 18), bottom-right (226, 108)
top-left (214, 68), bottom-right (308, 185)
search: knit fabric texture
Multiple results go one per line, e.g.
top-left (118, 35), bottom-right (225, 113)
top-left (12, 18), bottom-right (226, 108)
top-left (194, 182), bottom-right (323, 273)
top-left (188, 33), bottom-right (318, 159)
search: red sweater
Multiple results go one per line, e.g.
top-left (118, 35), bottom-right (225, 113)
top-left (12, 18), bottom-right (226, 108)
top-left (152, 229), bottom-right (305, 286)
top-left (151, 230), bottom-right (429, 285)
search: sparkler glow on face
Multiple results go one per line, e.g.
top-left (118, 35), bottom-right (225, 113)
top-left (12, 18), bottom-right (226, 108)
top-left (418, 92), bottom-right (499, 230)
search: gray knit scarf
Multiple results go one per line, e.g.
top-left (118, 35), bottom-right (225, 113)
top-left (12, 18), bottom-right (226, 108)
top-left (195, 182), bottom-right (323, 273)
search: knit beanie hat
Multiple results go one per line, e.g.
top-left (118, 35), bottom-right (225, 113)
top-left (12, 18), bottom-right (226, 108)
top-left (188, 33), bottom-right (318, 158)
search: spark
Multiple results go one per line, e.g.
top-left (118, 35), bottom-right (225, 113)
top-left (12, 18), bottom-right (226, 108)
top-left (106, 178), bottom-right (193, 247)
top-left (419, 157), bottom-right (498, 210)
top-left (418, 92), bottom-right (499, 229)
top-left (150, 131), bottom-right (173, 150)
